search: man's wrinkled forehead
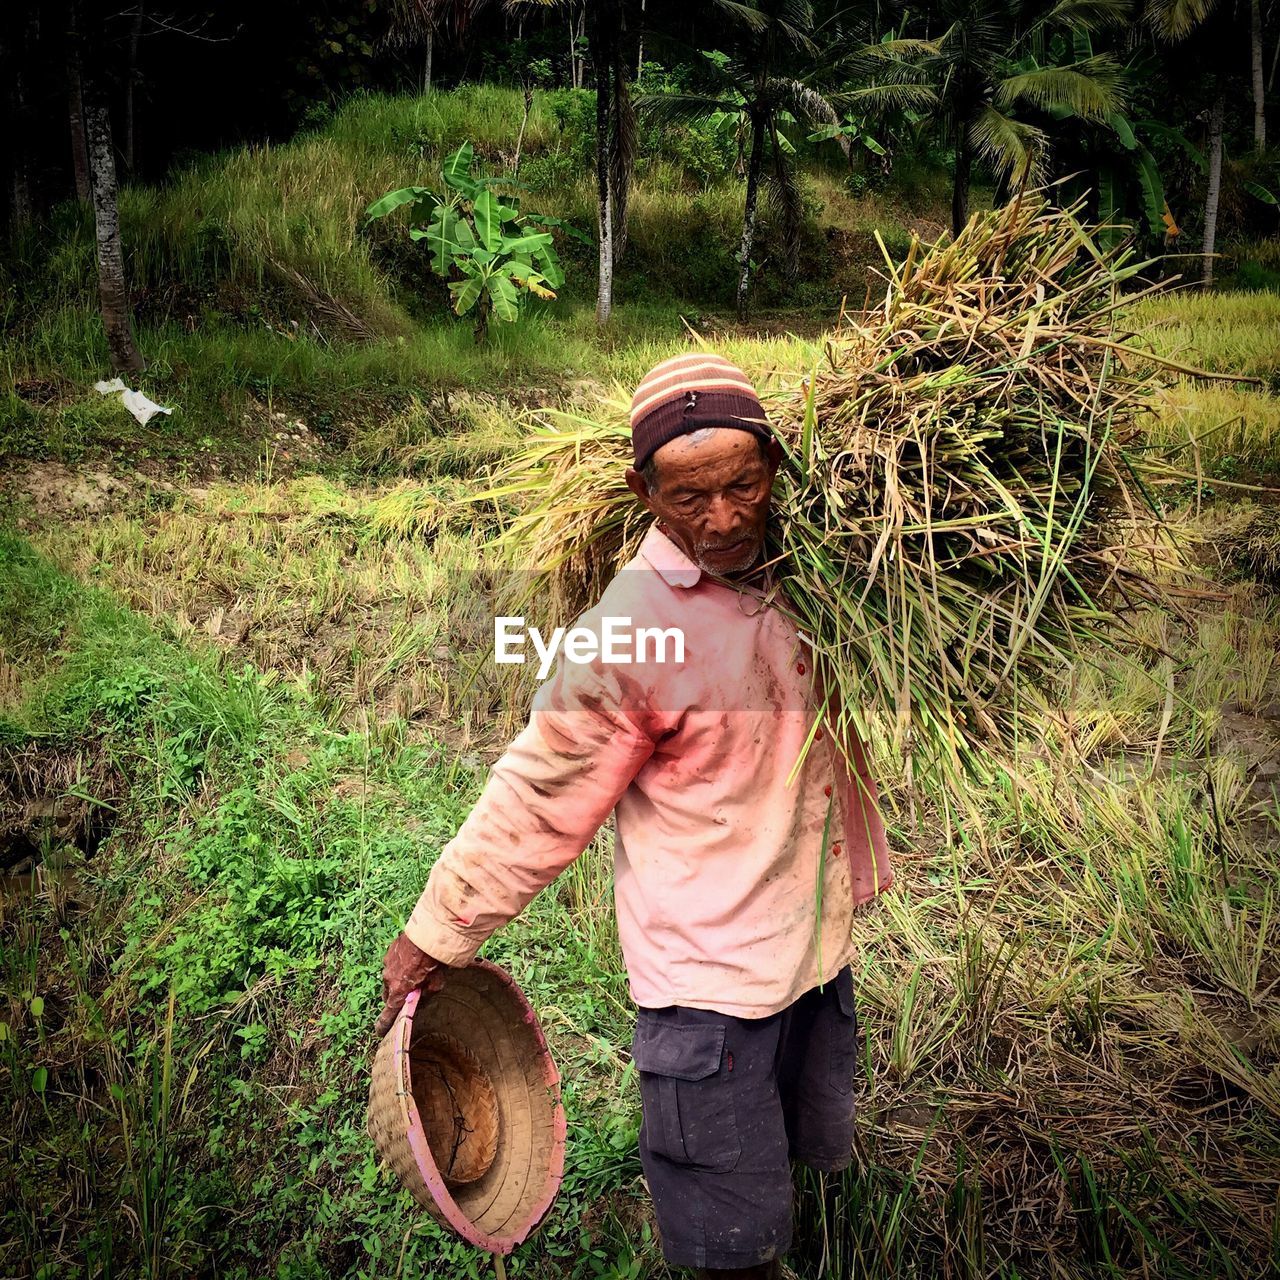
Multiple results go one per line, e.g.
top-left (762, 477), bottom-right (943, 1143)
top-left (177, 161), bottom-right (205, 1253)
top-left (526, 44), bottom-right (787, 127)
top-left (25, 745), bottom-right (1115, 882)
top-left (644, 426), bottom-right (771, 487)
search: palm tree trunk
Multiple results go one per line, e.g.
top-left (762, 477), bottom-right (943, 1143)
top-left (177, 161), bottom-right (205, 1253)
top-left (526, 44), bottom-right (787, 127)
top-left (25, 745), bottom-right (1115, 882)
top-left (1201, 91), bottom-right (1225, 288)
top-left (1251, 0), bottom-right (1266, 151)
top-left (597, 164), bottom-right (614, 326)
top-left (424, 28), bottom-right (433, 96)
top-left (951, 122), bottom-right (972, 238)
top-left (589, 8), bottom-right (614, 323)
top-left (82, 41), bottom-right (145, 374)
top-left (124, 5), bottom-right (143, 176)
top-left (610, 30), bottom-right (632, 265)
top-left (770, 126), bottom-right (800, 284)
top-left (637, 0), bottom-right (646, 81)
top-left (736, 111), bottom-right (766, 322)
top-left (67, 14), bottom-right (91, 203)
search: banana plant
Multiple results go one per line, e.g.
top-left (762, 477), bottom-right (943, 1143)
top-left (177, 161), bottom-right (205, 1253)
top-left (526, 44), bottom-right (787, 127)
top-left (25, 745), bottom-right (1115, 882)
top-left (1097, 111), bottom-right (1180, 249)
top-left (1028, 30), bottom-right (1174, 252)
top-left (806, 116), bottom-right (888, 159)
top-left (367, 141), bottom-right (585, 341)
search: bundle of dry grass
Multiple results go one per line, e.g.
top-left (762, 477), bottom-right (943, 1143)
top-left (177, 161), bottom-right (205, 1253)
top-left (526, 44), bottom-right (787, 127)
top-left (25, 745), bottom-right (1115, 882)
top-left (490, 194), bottom-right (1187, 784)
top-left (1237, 507), bottom-right (1280, 586)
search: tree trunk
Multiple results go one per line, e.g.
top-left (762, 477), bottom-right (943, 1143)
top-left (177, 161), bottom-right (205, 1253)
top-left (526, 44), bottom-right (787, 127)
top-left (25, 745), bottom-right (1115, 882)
top-left (951, 122), bottom-right (972, 238)
top-left (1201, 91), bottom-right (1226, 288)
top-left (596, 158), bottom-right (614, 326)
top-left (576, 8), bottom-right (587, 88)
top-left (124, 5), bottom-right (143, 175)
top-left (1251, 0), bottom-right (1266, 150)
top-left (589, 6), bottom-right (614, 323)
top-left (735, 111), bottom-right (767, 322)
top-left (637, 0), bottom-right (646, 81)
top-left (424, 28), bottom-right (433, 96)
top-left (610, 24), bottom-right (631, 264)
top-left (67, 15), bottom-right (92, 203)
top-left (82, 38), bottom-right (146, 374)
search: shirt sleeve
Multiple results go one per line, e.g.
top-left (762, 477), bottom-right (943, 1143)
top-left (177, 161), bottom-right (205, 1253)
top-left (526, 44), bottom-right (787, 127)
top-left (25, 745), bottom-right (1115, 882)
top-left (403, 637), bottom-right (662, 965)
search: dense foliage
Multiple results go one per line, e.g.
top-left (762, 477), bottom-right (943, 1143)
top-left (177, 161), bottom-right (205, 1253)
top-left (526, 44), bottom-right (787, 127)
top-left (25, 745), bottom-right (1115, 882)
top-left (3, 1), bottom-right (1277, 266)
top-left (368, 141), bottom-right (585, 338)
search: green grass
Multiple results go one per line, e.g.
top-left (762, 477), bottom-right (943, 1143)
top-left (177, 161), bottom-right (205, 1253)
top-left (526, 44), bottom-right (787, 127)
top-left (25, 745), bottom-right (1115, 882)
top-left (5, 266), bottom-right (1280, 1276)
top-left (0, 532), bottom-right (651, 1280)
top-left (0, 298), bottom-right (838, 469)
top-left (1, 84), bottom-right (960, 470)
top-left (6, 473), bottom-right (1280, 1277)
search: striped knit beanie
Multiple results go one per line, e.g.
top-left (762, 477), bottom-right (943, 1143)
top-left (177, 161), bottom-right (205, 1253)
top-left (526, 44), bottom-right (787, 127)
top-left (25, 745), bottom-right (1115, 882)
top-left (629, 352), bottom-right (772, 471)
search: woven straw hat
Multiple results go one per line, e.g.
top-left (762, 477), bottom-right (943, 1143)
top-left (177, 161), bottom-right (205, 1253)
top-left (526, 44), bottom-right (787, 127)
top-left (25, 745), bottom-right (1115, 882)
top-left (367, 959), bottom-right (566, 1254)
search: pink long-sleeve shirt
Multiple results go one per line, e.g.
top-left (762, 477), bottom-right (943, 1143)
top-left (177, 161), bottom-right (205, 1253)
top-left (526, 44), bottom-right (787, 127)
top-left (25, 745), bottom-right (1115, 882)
top-left (404, 524), bottom-right (895, 1017)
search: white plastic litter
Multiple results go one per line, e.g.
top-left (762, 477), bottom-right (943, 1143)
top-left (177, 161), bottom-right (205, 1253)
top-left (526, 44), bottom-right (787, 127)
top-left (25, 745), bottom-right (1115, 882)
top-left (94, 378), bottom-right (174, 427)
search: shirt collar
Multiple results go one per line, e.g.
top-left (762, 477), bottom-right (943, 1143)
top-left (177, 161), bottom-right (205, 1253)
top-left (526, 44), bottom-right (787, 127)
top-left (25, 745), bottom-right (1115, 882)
top-left (638, 524), bottom-right (702, 588)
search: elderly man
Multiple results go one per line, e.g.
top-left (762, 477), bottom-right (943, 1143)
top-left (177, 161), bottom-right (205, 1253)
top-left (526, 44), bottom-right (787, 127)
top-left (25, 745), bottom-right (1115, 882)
top-left (375, 352), bottom-right (894, 1279)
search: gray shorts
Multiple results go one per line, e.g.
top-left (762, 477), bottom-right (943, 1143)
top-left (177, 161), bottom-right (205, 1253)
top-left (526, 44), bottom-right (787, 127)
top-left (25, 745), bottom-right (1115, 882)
top-left (631, 965), bottom-right (859, 1270)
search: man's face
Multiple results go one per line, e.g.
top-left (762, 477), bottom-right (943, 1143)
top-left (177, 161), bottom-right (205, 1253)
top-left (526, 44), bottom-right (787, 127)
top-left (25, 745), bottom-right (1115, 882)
top-left (625, 428), bottom-right (782, 577)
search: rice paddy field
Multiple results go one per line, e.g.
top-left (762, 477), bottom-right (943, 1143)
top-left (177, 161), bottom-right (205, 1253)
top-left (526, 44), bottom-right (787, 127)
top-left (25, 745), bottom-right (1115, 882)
top-left (3, 89), bottom-right (1280, 1280)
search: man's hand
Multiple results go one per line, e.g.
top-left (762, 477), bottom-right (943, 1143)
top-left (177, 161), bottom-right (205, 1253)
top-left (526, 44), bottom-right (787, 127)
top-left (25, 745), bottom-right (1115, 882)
top-left (374, 932), bottom-right (446, 1037)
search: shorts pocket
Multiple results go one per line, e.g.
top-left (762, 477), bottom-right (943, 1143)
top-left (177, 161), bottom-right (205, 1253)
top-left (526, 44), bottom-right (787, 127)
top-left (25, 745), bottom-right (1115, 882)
top-left (828, 966), bottom-right (859, 1095)
top-left (632, 1017), bottom-right (741, 1173)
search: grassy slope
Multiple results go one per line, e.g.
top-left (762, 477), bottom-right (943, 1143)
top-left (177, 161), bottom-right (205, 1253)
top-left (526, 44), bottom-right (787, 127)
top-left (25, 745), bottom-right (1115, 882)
top-left (0, 530), bottom-right (644, 1280)
top-left (1, 85), bottom-right (953, 469)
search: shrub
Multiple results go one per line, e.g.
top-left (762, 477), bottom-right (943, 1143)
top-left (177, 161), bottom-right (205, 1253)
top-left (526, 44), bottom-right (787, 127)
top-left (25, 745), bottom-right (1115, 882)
top-left (368, 142), bottom-right (585, 341)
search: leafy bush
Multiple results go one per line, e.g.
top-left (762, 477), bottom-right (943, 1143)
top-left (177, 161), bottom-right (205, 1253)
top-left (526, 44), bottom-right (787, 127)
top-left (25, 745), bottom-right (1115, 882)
top-left (639, 116), bottom-right (739, 188)
top-left (522, 151), bottom-right (581, 194)
top-left (543, 89), bottom-right (597, 169)
top-left (368, 141), bottom-right (586, 340)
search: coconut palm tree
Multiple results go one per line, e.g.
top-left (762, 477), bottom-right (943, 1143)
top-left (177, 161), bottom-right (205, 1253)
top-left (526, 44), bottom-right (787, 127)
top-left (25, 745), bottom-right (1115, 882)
top-left (383, 0), bottom-right (499, 94)
top-left (514, 0), bottom-right (635, 324)
top-left (1143, 0), bottom-right (1267, 284)
top-left (638, 1), bottom-right (933, 319)
top-left (924, 0), bottom-right (1130, 236)
top-left (1144, 2), bottom-right (1225, 286)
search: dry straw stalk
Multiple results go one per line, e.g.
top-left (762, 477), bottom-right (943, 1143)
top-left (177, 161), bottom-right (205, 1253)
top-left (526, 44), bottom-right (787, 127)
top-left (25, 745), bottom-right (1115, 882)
top-left (486, 194), bottom-right (1205, 786)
